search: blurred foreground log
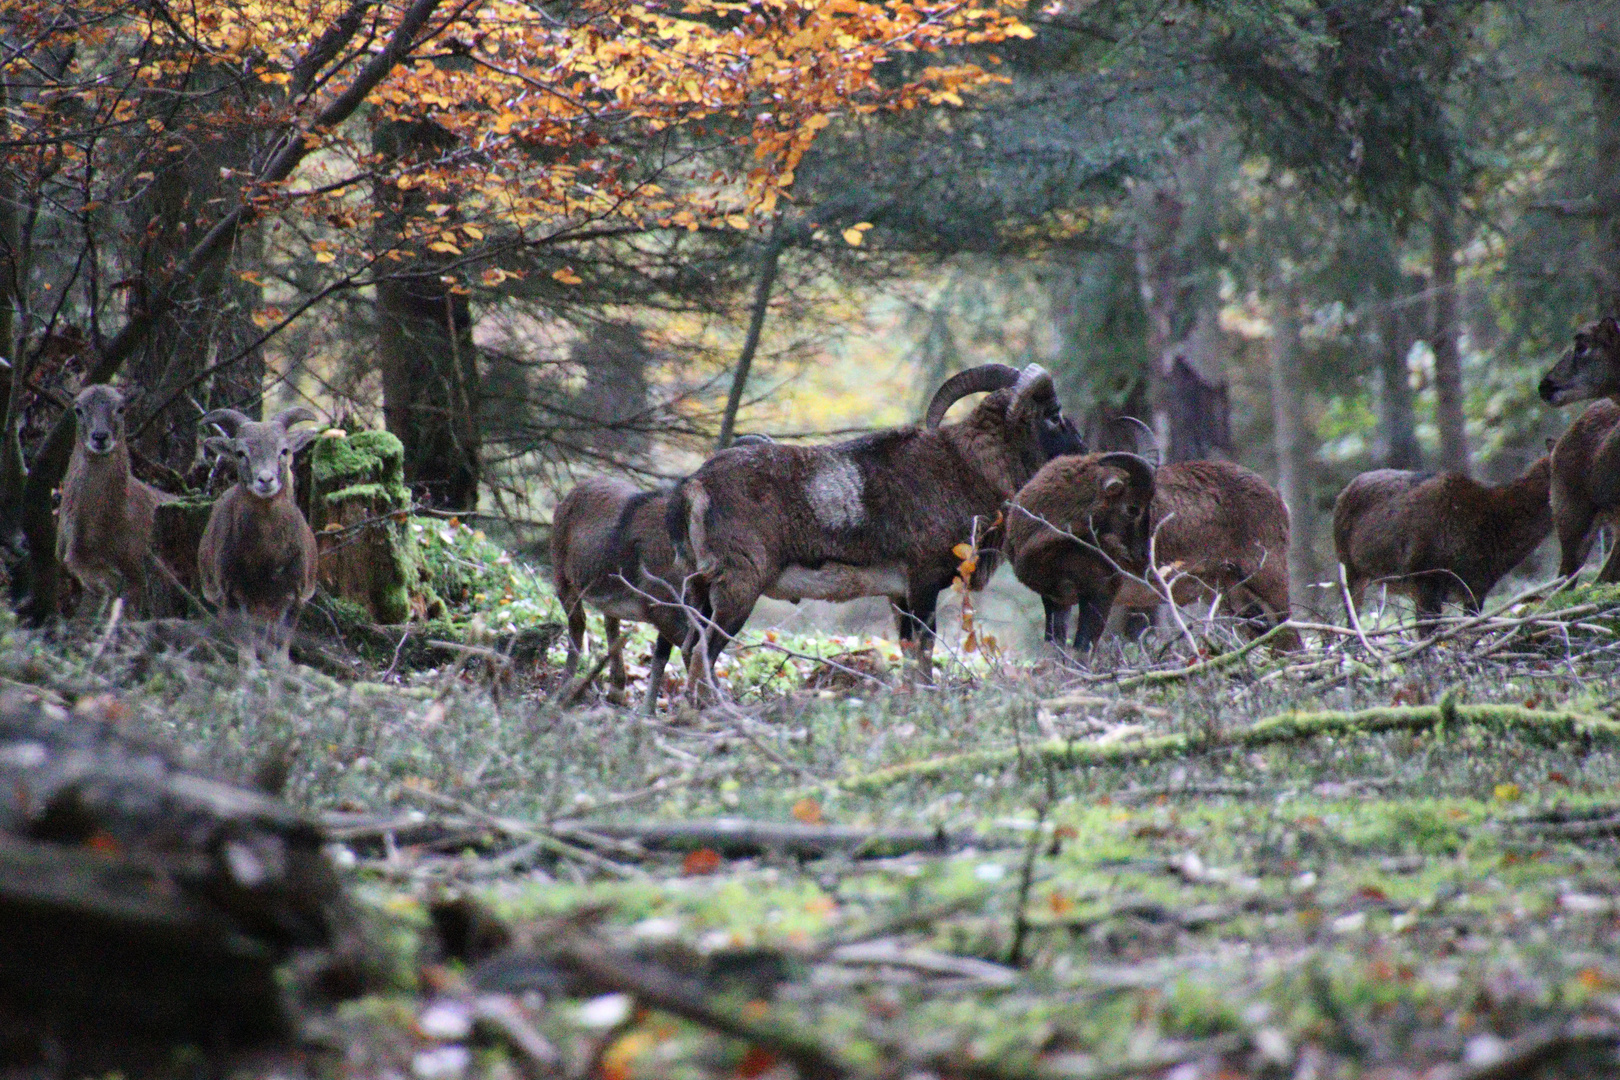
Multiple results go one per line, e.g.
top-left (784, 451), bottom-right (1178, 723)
top-left (0, 692), bottom-right (371, 1073)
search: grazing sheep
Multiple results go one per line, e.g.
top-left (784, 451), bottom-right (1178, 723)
top-left (197, 407), bottom-right (321, 658)
top-left (552, 480), bottom-right (688, 711)
top-left (1538, 316), bottom-right (1620, 579)
top-left (57, 385), bottom-right (173, 610)
top-left (1333, 457), bottom-right (1553, 619)
top-left (1110, 460), bottom-right (1299, 647)
top-left (668, 363), bottom-right (1085, 683)
top-left (551, 435), bottom-right (775, 711)
top-left (1005, 452), bottom-right (1157, 651)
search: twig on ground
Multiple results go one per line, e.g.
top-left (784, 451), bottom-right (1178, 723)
top-left (546, 818), bottom-right (951, 859)
top-left (545, 935), bottom-right (857, 1080)
top-left (401, 787), bottom-right (644, 879)
top-left (1112, 621), bottom-right (1292, 691)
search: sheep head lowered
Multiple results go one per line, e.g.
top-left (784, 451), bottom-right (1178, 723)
top-left (670, 362), bottom-right (1085, 687)
top-left (1006, 451), bottom-right (1157, 652)
top-left (197, 407), bottom-right (321, 660)
top-left (203, 406), bottom-right (320, 499)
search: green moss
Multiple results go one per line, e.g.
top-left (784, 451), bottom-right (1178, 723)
top-left (311, 429), bottom-right (408, 505)
top-left (325, 482), bottom-right (396, 506)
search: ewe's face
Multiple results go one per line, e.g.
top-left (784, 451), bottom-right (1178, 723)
top-left (74, 387), bottom-right (126, 456)
top-left (1540, 318), bottom-right (1620, 406)
top-left (233, 425), bottom-right (293, 499)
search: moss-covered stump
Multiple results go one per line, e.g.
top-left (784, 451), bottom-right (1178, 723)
top-left (310, 430), bottom-right (418, 625)
top-left (151, 498), bottom-right (214, 614)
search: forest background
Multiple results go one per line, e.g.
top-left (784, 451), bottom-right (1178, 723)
top-left (3, 0), bottom-right (1616, 639)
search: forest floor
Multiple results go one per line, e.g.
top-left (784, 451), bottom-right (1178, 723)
top-left (13, 558), bottom-right (1620, 1080)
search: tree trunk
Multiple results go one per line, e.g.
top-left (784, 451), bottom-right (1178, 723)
top-left (1133, 187), bottom-right (1231, 463)
top-left (1582, 48), bottom-right (1620, 312)
top-left (1269, 285), bottom-right (1318, 609)
top-left (373, 118), bottom-right (480, 512)
top-left (717, 222), bottom-right (784, 450)
top-left (1430, 196), bottom-right (1468, 475)
top-left (1374, 271), bottom-right (1424, 470)
top-left (376, 274), bottom-right (480, 510)
top-left (126, 67), bottom-right (266, 475)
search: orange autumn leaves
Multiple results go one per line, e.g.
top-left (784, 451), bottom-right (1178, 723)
top-left (4, 0), bottom-right (1033, 272)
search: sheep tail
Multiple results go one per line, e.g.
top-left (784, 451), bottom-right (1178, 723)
top-left (666, 479), bottom-right (714, 576)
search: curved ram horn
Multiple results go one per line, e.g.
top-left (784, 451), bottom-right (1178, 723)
top-left (923, 364), bottom-right (1021, 428)
top-left (271, 406), bottom-right (319, 429)
top-left (1096, 452), bottom-right (1156, 495)
top-left (200, 408), bottom-right (253, 436)
top-left (1114, 415), bottom-right (1162, 466)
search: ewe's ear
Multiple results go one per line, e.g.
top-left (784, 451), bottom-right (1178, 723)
top-left (286, 426), bottom-right (320, 455)
top-left (204, 436), bottom-right (237, 458)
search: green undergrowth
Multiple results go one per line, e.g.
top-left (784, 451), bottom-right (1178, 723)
top-left (21, 524), bottom-right (1620, 1076)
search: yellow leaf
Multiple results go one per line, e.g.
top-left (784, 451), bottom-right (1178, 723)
top-left (314, 251), bottom-right (336, 263)
top-left (552, 267), bottom-right (583, 284)
top-left (493, 111), bottom-right (519, 134)
top-left (951, 543), bottom-right (973, 561)
top-left (428, 240), bottom-right (461, 254)
top-left (842, 227), bottom-right (865, 246)
top-left (461, 224), bottom-right (484, 240)
top-left (1006, 21), bottom-right (1036, 37)
top-left (1493, 782), bottom-right (1521, 802)
top-left (963, 630), bottom-right (978, 653)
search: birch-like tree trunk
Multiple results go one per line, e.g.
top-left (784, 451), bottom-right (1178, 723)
top-left (1430, 196), bottom-right (1469, 475)
top-left (1270, 284), bottom-right (1319, 610)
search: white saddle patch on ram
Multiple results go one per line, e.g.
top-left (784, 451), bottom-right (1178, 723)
top-left (805, 457), bottom-right (865, 531)
top-left (767, 562), bottom-right (908, 603)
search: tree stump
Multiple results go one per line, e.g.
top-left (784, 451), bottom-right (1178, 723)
top-left (310, 430), bottom-right (418, 624)
top-left (150, 497), bottom-right (214, 614)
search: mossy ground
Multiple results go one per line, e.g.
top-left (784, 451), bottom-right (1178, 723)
top-left (24, 548), bottom-right (1620, 1079)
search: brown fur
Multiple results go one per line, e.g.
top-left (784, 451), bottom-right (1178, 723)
top-left (1538, 318), bottom-right (1620, 580)
top-left (1111, 460), bottom-right (1299, 648)
top-left (1005, 452), bottom-right (1156, 651)
top-left (197, 408), bottom-right (320, 657)
top-left (1334, 457), bottom-right (1552, 618)
top-left (551, 477), bottom-right (691, 712)
top-left (670, 364), bottom-right (1084, 683)
top-left (57, 385), bottom-right (173, 609)
top-left (1547, 401), bottom-right (1620, 580)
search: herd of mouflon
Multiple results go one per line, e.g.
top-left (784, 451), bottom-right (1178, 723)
top-left (53, 317), bottom-right (1620, 699)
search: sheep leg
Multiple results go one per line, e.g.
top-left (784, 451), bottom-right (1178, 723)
top-left (1241, 564), bottom-right (1301, 650)
top-left (1071, 592), bottom-right (1110, 653)
top-left (900, 586), bottom-right (940, 685)
top-left (1556, 501), bottom-right (1597, 577)
top-left (1041, 599), bottom-right (1069, 645)
top-left (604, 617), bottom-right (627, 705)
top-left (1414, 577), bottom-right (1448, 632)
top-left (642, 634), bottom-right (673, 715)
top-left (562, 597), bottom-right (586, 678)
top-left (1598, 539), bottom-right (1620, 584)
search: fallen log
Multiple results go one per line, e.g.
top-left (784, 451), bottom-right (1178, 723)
top-left (550, 818), bottom-right (951, 859)
top-left (833, 698), bottom-right (1620, 794)
top-left (0, 691), bottom-right (373, 1071)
